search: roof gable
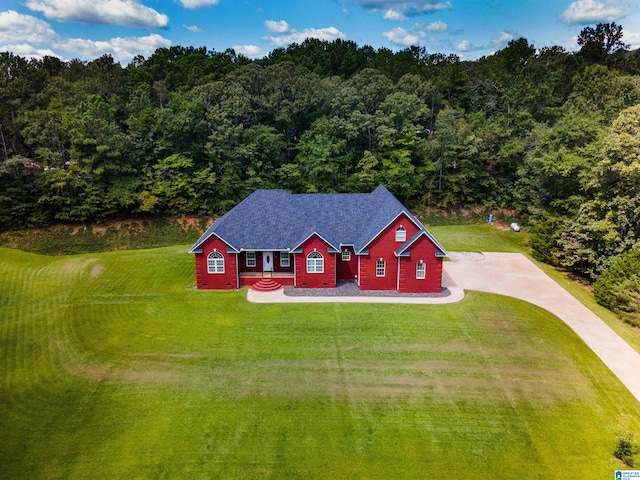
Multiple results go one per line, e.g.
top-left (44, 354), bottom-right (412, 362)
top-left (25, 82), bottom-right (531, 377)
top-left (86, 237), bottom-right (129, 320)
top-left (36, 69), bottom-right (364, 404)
top-left (395, 230), bottom-right (448, 258)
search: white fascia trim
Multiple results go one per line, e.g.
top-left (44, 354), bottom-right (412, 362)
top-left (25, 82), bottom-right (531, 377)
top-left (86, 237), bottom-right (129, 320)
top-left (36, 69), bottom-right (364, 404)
top-left (394, 230), bottom-right (450, 259)
top-left (291, 231), bottom-right (340, 253)
top-left (189, 231), bottom-right (239, 254)
top-left (356, 211), bottom-right (421, 255)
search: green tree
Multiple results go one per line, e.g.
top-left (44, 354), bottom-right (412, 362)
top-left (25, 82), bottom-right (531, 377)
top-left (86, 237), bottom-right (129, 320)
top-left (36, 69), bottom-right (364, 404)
top-left (556, 104), bottom-right (640, 279)
top-left (0, 52), bottom-right (47, 159)
top-left (578, 22), bottom-right (628, 64)
top-left (139, 154), bottom-right (215, 214)
top-left (594, 246), bottom-right (640, 326)
top-left (0, 156), bottom-right (43, 228)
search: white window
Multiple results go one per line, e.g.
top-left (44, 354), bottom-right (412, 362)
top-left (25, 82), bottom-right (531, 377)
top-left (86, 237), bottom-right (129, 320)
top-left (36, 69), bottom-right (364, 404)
top-left (307, 252), bottom-right (324, 273)
top-left (280, 252), bottom-right (290, 267)
top-left (246, 251), bottom-right (256, 267)
top-left (416, 261), bottom-right (426, 279)
top-left (396, 227), bottom-right (406, 242)
top-left (207, 252), bottom-right (224, 274)
top-left (376, 259), bottom-right (386, 277)
top-left (342, 250), bottom-right (351, 261)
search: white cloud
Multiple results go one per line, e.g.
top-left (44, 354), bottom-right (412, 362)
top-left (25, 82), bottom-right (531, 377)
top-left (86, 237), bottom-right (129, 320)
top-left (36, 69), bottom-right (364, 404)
top-left (0, 10), bottom-right (57, 44)
top-left (425, 21), bottom-right (448, 32)
top-left (384, 9), bottom-right (407, 21)
top-left (560, 0), bottom-right (631, 24)
top-left (457, 39), bottom-right (485, 52)
top-left (24, 0), bottom-right (169, 28)
top-left (264, 20), bottom-right (290, 33)
top-left (232, 45), bottom-right (265, 58)
top-left (382, 27), bottom-right (422, 46)
top-left (562, 35), bottom-right (580, 51)
top-left (0, 10), bottom-right (171, 64)
top-left (264, 26), bottom-right (347, 46)
top-left (0, 43), bottom-right (59, 60)
top-left (56, 33), bottom-right (171, 63)
top-left (623, 30), bottom-right (640, 49)
top-left (351, 0), bottom-right (453, 17)
top-left (491, 30), bottom-right (514, 46)
top-left (178, 0), bottom-right (219, 9)
top-left (183, 25), bottom-right (204, 33)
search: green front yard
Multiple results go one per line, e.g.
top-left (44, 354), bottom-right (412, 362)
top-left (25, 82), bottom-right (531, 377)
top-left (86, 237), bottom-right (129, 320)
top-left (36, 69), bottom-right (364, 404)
top-left (0, 234), bottom-right (638, 478)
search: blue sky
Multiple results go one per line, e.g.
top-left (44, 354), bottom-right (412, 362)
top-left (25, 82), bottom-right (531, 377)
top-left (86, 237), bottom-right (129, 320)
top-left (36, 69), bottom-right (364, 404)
top-left (1, 0), bottom-right (638, 64)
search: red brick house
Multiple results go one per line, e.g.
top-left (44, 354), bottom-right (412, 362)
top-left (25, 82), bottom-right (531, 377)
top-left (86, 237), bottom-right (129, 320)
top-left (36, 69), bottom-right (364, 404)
top-left (189, 185), bottom-right (448, 293)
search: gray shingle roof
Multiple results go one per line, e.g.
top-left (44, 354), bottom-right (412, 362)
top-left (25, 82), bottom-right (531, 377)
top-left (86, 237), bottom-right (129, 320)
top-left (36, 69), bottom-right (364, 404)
top-left (189, 185), bottom-right (448, 257)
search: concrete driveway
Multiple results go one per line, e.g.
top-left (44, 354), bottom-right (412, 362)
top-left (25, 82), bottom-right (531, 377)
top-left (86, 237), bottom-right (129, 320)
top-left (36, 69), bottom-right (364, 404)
top-left (445, 252), bottom-right (640, 404)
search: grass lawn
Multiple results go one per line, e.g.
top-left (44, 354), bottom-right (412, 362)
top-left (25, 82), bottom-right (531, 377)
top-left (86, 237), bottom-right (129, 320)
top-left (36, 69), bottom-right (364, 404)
top-left (429, 224), bottom-right (530, 253)
top-left (1, 237), bottom-right (639, 479)
top-left (429, 224), bottom-right (640, 355)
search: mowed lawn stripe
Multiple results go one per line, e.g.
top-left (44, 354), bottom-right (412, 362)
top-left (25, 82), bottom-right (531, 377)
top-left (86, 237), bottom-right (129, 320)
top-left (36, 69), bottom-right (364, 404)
top-left (0, 245), bottom-right (638, 479)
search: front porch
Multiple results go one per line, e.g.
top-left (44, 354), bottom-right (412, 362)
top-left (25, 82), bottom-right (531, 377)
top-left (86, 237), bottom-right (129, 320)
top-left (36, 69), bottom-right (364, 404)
top-left (239, 271), bottom-right (295, 288)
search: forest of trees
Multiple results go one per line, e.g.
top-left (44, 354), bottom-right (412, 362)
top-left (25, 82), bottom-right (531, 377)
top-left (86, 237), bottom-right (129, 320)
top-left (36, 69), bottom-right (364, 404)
top-left (1, 23), bottom-right (639, 309)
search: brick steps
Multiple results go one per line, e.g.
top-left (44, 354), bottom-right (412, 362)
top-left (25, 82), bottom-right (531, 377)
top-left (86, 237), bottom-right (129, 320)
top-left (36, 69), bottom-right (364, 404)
top-left (250, 279), bottom-right (284, 292)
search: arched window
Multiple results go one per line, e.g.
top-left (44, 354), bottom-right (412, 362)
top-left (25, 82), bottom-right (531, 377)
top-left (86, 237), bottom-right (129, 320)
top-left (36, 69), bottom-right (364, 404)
top-left (395, 226), bottom-right (406, 242)
top-left (307, 251), bottom-right (324, 273)
top-left (207, 251), bottom-right (224, 274)
top-left (376, 259), bottom-right (386, 277)
top-left (416, 261), bottom-right (426, 279)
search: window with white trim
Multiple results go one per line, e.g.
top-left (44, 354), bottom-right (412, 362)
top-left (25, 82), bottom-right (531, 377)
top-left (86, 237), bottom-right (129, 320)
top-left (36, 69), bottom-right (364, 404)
top-left (246, 251), bottom-right (256, 267)
top-left (416, 261), bottom-right (426, 279)
top-left (307, 251), bottom-right (324, 273)
top-left (396, 227), bottom-right (406, 242)
top-left (280, 252), bottom-right (290, 267)
top-left (342, 250), bottom-right (351, 261)
top-left (376, 259), bottom-right (386, 277)
top-left (207, 251), bottom-right (224, 274)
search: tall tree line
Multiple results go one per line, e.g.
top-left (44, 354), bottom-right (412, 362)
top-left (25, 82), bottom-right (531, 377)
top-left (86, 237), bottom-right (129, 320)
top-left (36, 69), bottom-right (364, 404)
top-left (1, 24), bottom-right (640, 285)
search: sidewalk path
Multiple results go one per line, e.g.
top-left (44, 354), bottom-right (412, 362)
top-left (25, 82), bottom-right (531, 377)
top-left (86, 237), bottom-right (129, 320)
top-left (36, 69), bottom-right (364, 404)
top-left (247, 276), bottom-right (465, 305)
top-left (445, 252), bottom-right (640, 404)
top-left (247, 252), bottom-right (640, 403)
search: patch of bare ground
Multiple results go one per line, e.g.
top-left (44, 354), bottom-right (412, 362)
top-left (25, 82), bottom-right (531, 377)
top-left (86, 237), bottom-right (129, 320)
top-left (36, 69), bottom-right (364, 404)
top-left (492, 220), bottom-right (512, 231)
top-left (177, 216), bottom-right (213, 229)
top-left (61, 257), bottom-right (98, 274)
top-left (127, 352), bottom-right (204, 359)
top-left (67, 356), bottom-right (588, 405)
top-left (90, 264), bottom-right (104, 279)
top-left (420, 205), bottom-right (518, 226)
top-left (564, 271), bottom-right (594, 294)
top-left (448, 252), bottom-right (485, 262)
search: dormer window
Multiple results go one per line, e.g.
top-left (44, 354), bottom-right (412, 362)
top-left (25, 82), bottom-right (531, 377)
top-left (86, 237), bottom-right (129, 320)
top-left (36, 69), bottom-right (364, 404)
top-left (395, 226), bottom-right (406, 242)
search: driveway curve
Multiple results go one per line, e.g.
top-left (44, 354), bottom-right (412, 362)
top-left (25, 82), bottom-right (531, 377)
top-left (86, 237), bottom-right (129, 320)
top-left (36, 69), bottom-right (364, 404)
top-left (445, 252), bottom-right (640, 404)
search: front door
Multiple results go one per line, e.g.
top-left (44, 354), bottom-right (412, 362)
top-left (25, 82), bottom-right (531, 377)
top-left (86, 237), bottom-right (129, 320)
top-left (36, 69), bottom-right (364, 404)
top-left (263, 251), bottom-right (274, 273)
